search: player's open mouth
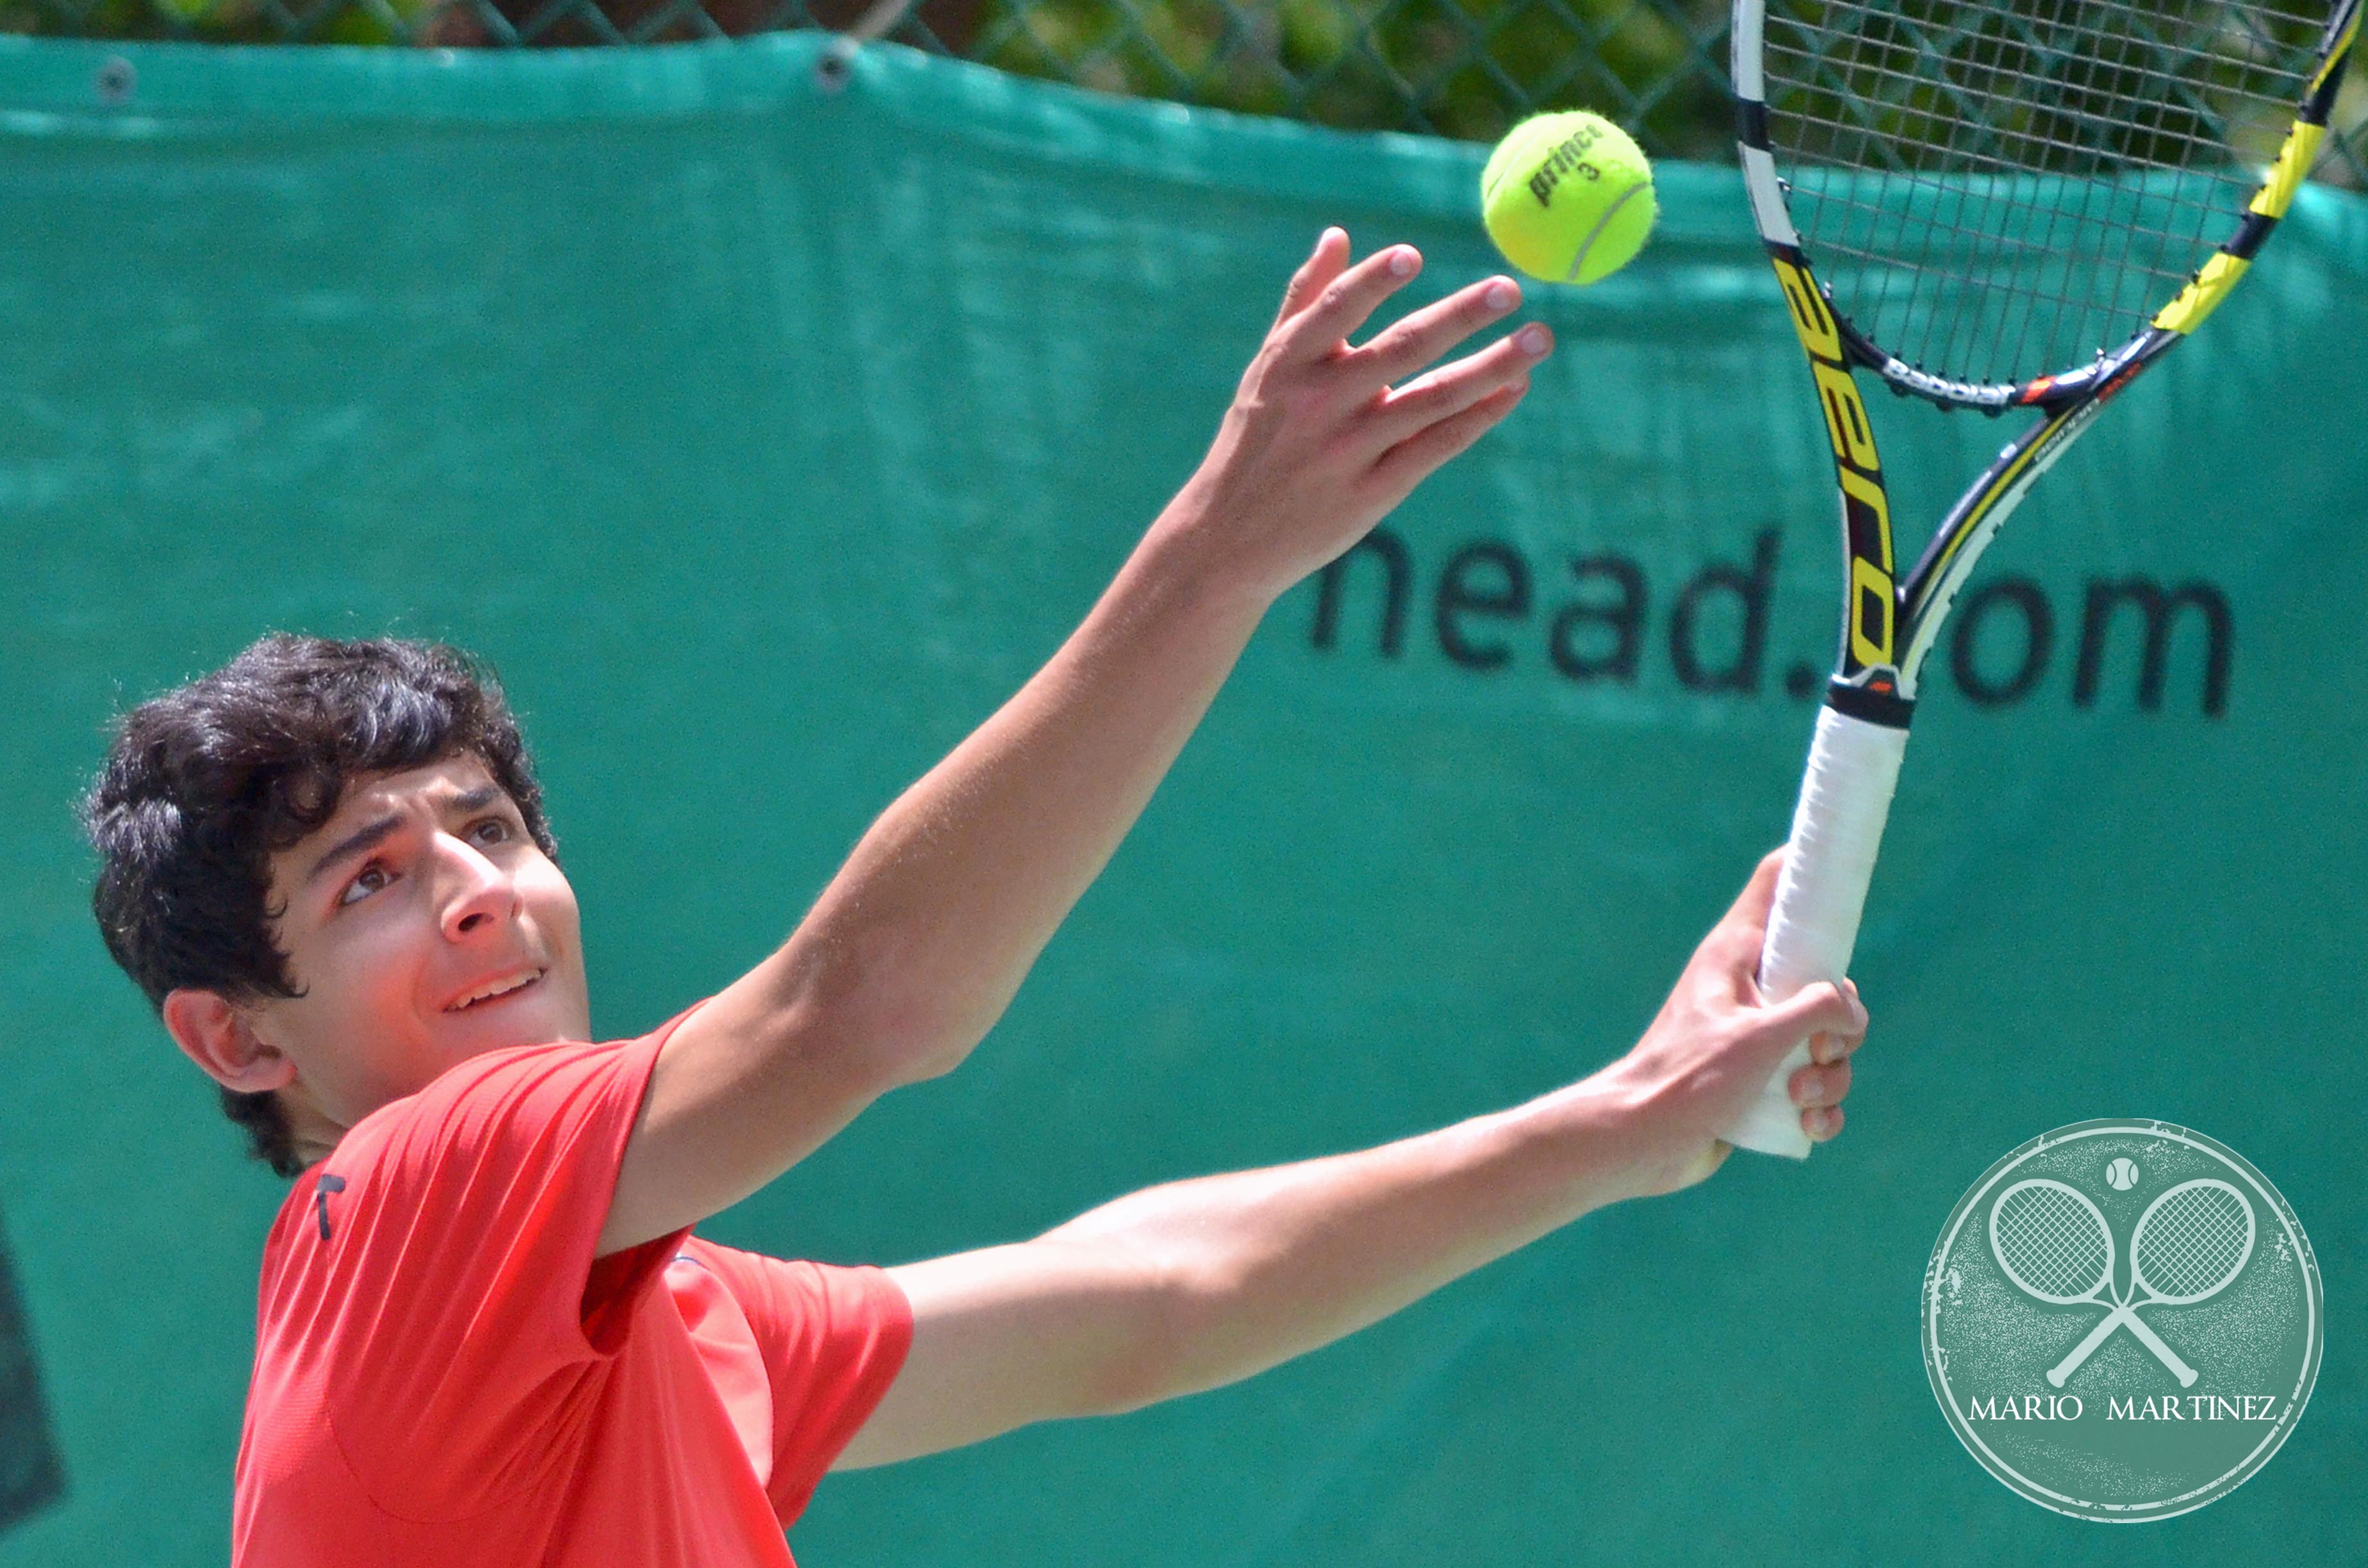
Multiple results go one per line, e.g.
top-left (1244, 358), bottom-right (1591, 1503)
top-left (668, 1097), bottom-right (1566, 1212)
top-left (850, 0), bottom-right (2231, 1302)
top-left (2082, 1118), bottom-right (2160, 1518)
top-left (445, 969), bottom-right (544, 1012)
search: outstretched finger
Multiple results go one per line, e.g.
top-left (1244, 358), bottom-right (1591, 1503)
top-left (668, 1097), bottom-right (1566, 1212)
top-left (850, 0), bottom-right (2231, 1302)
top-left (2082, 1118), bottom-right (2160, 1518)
top-left (1277, 243), bottom-right (1426, 364)
top-left (1366, 379), bottom-right (1528, 503)
top-left (1364, 323), bottom-right (1552, 452)
top-left (1271, 228), bottom-right (1351, 333)
top-left (1343, 275), bottom-right (1525, 391)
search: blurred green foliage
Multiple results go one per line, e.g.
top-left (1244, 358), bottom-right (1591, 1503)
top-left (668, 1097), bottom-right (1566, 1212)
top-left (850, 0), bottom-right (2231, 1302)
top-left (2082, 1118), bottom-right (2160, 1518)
top-left (6, 0), bottom-right (2364, 182)
top-left (969, 0), bottom-right (1735, 152)
top-left (1, 0), bottom-right (423, 43)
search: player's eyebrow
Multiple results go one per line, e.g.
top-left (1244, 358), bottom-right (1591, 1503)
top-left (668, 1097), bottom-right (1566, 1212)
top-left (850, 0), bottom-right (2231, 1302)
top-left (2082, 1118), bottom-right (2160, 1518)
top-left (302, 783), bottom-right (507, 890)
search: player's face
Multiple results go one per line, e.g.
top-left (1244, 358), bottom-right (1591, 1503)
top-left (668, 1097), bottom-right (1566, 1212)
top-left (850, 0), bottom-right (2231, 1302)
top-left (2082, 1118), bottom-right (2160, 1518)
top-left (250, 754), bottom-right (591, 1134)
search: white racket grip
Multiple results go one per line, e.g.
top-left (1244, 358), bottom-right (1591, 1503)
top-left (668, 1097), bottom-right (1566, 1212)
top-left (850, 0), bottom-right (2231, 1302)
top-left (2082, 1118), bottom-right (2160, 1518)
top-left (1721, 704), bottom-right (1907, 1159)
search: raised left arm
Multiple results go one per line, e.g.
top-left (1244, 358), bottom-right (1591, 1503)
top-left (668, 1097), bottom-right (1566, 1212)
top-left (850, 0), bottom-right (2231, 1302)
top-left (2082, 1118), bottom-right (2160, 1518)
top-left (833, 854), bottom-right (1866, 1470)
top-left (596, 234), bottom-right (1543, 1257)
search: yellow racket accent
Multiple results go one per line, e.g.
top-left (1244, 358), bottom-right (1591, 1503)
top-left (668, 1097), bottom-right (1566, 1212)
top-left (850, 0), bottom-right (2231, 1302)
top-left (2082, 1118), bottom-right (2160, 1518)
top-left (2249, 120), bottom-right (2326, 216)
top-left (2153, 252), bottom-right (2253, 334)
top-left (1838, 468), bottom-right (1891, 567)
top-left (2310, 8), bottom-right (2360, 94)
top-left (1847, 556), bottom-right (1895, 667)
top-left (1773, 256), bottom-right (1841, 360)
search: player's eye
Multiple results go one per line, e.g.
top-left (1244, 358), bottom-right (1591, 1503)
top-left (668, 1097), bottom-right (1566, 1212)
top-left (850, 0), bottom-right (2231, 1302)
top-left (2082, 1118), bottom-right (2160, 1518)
top-left (334, 819), bottom-right (513, 909)
top-left (337, 863), bottom-right (391, 908)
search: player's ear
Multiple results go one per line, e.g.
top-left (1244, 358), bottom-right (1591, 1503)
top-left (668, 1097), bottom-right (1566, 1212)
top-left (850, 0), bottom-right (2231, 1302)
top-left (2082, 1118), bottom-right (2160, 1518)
top-left (161, 988), bottom-right (299, 1095)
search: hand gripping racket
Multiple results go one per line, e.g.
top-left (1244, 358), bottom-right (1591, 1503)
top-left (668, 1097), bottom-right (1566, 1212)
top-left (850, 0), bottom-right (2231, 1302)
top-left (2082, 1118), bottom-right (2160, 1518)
top-left (2046, 1176), bottom-right (2256, 1387)
top-left (1722, 0), bottom-right (2361, 1156)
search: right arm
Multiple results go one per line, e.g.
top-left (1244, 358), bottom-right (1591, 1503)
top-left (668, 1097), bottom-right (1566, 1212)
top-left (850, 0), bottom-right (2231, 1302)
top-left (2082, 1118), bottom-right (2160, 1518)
top-left (834, 853), bottom-right (1867, 1468)
top-left (596, 232), bottom-right (1553, 1256)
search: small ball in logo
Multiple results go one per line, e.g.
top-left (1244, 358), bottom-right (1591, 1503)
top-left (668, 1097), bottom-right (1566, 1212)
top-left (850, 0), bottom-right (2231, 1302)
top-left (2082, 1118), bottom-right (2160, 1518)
top-left (2105, 1157), bottom-right (2140, 1191)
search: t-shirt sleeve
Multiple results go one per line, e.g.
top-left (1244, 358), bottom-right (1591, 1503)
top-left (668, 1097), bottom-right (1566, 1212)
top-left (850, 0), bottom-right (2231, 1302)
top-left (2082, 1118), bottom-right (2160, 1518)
top-left (310, 1003), bottom-right (707, 1513)
top-left (677, 1240), bottom-right (913, 1525)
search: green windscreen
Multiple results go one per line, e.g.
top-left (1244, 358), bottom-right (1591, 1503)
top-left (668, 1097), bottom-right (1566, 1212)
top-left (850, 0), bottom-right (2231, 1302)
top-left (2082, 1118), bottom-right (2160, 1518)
top-left (1, 32), bottom-right (2363, 1565)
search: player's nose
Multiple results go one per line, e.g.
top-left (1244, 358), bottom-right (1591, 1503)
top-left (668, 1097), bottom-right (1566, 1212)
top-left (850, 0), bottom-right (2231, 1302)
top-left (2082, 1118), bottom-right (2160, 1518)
top-left (435, 833), bottom-right (519, 940)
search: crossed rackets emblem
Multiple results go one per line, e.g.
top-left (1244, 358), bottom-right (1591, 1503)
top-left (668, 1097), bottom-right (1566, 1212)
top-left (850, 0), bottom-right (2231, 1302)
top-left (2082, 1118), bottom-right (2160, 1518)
top-left (1988, 1177), bottom-right (2257, 1389)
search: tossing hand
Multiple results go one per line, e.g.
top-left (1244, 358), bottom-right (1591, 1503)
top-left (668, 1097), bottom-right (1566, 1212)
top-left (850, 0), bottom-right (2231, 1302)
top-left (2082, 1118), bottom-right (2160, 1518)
top-left (1160, 228), bottom-right (1552, 603)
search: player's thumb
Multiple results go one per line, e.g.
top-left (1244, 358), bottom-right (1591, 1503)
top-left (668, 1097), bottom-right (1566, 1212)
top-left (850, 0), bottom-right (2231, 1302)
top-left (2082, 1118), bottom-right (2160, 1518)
top-left (1745, 979), bottom-right (1865, 1066)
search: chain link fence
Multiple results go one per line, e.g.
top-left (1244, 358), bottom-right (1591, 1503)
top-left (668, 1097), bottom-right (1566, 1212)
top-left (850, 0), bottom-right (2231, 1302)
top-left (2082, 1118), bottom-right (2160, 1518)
top-left (9, 0), bottom-right (2365, 180)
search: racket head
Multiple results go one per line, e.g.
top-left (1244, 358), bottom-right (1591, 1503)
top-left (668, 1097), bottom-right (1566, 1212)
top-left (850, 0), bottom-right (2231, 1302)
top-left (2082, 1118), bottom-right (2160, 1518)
top-left (1733, 0), bottom-right (2360, 405)
top-left (1731, 0), bottom-right (2358, 705)
top-left (2129, 1177), bottom-right (2257, 1302)
top-left (1989, 1178), bottom-right (2116, 1303)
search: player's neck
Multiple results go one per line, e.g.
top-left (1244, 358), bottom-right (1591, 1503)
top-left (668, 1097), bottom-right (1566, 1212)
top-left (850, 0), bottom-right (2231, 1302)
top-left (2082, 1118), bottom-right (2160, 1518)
top-left (280, 1081), bottom-right (350, 1172)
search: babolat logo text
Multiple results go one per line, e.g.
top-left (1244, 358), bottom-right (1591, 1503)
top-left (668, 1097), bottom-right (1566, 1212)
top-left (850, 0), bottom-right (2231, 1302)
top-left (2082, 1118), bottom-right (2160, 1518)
top-left (1922, 1121), bottom-right (2321, 1521)
top-left (1524, 125), bottom-right (1606, 206)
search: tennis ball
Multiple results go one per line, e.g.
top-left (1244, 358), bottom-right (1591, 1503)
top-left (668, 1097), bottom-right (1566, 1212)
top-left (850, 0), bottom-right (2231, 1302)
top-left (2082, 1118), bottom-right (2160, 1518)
top-left (1479, 111), bottom-right (1657, 286)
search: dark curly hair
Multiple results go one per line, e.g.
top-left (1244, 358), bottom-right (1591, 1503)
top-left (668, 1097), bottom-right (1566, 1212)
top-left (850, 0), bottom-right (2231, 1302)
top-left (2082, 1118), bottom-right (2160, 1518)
top-left (80, 634), bottom-right (561, 1179)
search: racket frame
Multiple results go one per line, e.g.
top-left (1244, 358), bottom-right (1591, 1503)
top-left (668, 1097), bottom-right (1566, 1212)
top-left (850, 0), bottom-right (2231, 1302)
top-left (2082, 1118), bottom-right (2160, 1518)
top-left (1734, 0), bottom-right (2358, 706)
top-left (1717, 0), bottom-right (2360, 1157)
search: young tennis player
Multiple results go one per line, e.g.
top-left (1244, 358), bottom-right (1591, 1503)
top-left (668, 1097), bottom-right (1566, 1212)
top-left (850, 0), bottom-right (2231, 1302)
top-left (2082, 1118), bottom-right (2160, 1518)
top-left (85, 232), bottom-right (1862, 1565)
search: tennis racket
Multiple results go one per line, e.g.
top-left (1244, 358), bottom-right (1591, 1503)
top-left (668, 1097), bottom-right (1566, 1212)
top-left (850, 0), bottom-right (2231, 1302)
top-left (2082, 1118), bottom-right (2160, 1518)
top-left (2046, 1176), bottom-right (2255, 1386)
top-left (1989, 1178), bottom-right (2199, 1385)
top-left (1722, 0), bottom-right (2361, 1156)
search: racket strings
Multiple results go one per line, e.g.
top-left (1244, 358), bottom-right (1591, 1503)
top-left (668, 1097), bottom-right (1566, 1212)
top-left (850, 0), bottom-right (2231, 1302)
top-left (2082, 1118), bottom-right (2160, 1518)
top-left (1763, 12), bottom-right (2305, 173)
top-left (2133, 1186), bottom-right (2251, 1297)
top-left (1761, 0), bottom-right (2331, 384)
top-left (1993, 1186), bottom-right (2112, 1297)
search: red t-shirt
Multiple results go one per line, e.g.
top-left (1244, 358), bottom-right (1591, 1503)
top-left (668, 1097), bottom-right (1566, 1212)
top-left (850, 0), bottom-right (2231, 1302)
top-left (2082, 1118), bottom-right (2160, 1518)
top-left (231, 1003), bottom-right (913, 1567)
